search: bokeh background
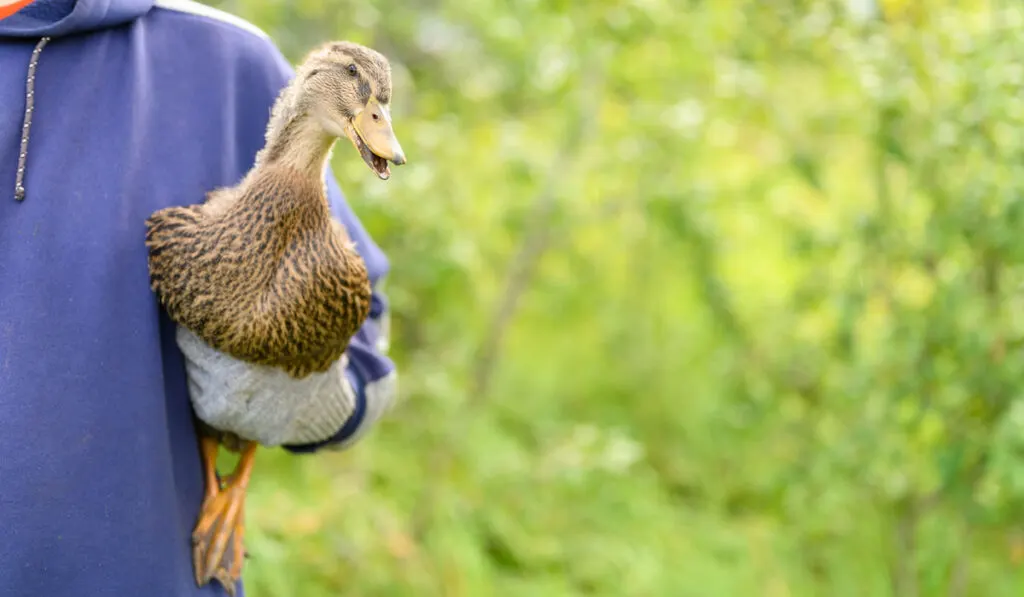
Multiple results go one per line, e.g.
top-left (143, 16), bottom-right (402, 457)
top-left (203, 0), bottom-right (1024, 595)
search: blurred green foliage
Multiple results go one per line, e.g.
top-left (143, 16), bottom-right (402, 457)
top-left (204, 0), bottom-right (1024, 595)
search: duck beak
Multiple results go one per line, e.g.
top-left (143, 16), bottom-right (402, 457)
top-left (352, 98), bottom-right (406, 166)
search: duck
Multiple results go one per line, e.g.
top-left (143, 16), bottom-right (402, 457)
top-left (143, 40), bottom-right (406, 595)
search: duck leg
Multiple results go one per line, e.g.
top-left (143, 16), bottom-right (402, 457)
top-left (192, 436), bottom-right (257, 597)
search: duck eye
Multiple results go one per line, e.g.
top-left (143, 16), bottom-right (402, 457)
top-left (347, 64), bottom-right (358, 76)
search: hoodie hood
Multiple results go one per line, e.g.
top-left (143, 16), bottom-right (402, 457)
top-left (0, 0), bottom-right (154, 37)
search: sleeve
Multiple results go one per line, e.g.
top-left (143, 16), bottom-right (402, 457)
top-left (242, 37), bottom-right (399, 453)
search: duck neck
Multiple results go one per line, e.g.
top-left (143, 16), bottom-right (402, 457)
top-left (254, 86), bottom-right (336, 182)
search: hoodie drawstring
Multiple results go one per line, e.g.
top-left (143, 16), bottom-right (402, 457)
top-left (15, 36), bottom-right (50, 202)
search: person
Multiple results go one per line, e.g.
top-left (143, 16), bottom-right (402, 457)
top-left (0, 0), bottom-right (399, 595)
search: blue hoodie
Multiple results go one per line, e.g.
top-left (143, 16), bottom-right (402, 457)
top-left (0, 1), bottom-right (397, 595)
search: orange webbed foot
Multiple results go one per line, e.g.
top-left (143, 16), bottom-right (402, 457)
top-left (192, 437), bottom-right (256, 596)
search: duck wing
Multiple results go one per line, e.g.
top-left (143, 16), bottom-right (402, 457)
top-left (145, 171), bottom-right (372, 378)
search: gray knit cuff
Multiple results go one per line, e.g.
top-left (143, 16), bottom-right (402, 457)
top-left (321, 368), bottom-right (398, 451)
top-left (175, 326), bottom-right (357, 446)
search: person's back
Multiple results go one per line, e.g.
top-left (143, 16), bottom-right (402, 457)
top-left (0, 1), bottom-right (397, 595)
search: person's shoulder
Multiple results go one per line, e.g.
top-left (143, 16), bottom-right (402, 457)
top-left (149, 0), bottom-right (270, 42)
top-left (146, 0), bottom-right (294, 86)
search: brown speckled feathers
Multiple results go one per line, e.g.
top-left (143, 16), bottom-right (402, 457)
top-left (144, 165), bottom-right (371, 379)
